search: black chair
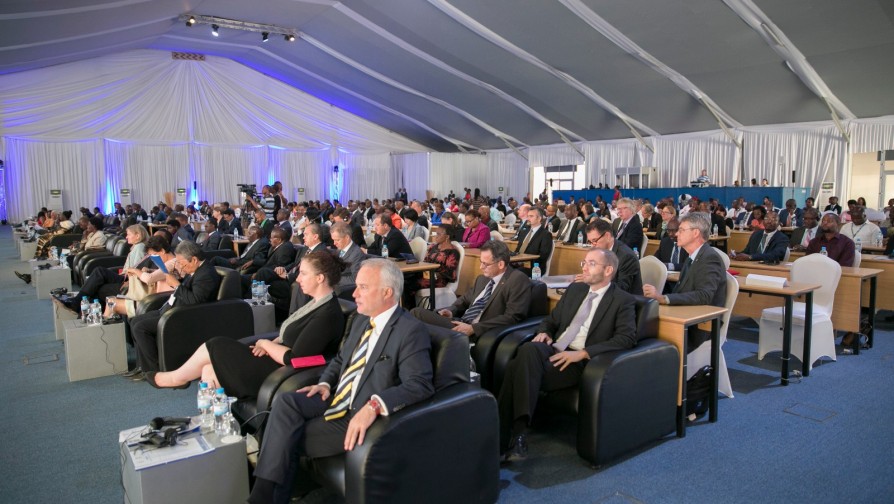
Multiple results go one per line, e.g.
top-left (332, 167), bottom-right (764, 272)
top-left (155, 267), bottom-right (254, 370)
top-left (233, 299), bottom-right (359, 436)
top-left (471, 280), bottom-right (548, 391)
top-left (490, 296), bottom-right (679, 466)
top-left (79, 240), bottom-right (131, 283)
top-left (276, 324), bottom-right (500, 504)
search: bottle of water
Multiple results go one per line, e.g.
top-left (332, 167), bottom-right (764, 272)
top-left (59, 251), bottom-right (67, 268)
top-left (855, 237), bottom-right (862, 252)
top-left (80, 296), bottom-right (90, 323)
top-left (259, 282), bottom-right (268, 305)
top-left (532, 262), bottom-right (542, 281)
top-left (382, 243), bottom-right (389, 258)
top-left (91, 299), bottom-right (103, 325)
top-left (197, 382), bottom-right (213, 429)
top-left (820, 246), bottom-right (828, 257)
top-left (633, 247), bottom-right (640, 258)
top-left (577, 231), bottom-right (584, 246)
top-left (233, 227), bottom-right (239, 239)
top-left (250, 280), bottom-right (259, 303)
top-left (212, 387), bottom-right (229, 436)
top-left (712, 224), bottom-right (718, 236)
top-left (875, 230), bottom-right (883, 247)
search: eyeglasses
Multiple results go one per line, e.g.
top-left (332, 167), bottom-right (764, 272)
top-left (587, 232), bottom-right (606, 245)
top-left (480, 260), bottom-right (498, 268)
top-left (580, 260), bottom-right (607, 269)
top-left (678, 226), bottom-right (696, 232)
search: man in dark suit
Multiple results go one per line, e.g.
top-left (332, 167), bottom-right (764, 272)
top-left (127, 241), bottom-right (222, 378)
top-left (333, 207), bottom-right (365, 248)
top-left (509, 204), bottom-right (531, 241)
top-left (199, 218), bottom-right (222, 252)
top-left (242, 228), bottom-right (296, 296)
top-left (778, 199), bottom-right (804, 228)
top-left (731, 211), bottom-right (790, 262)
top-left (229, 226), bottom-right (271, 275)
top-left (220, 208), bottom-right (242, 237)
top-left (543, 205), bottom-right (561, 234)
top-left (655, 218), bottom-right (689, 273)
top-left (248, 259), bottom-right (434, 504)
top-left (366, 214), bottom-right (413, 258)
top-left (584, 219), bottom-right (643, 295)
top-left (253, 208), bottom-right (275, 238)
top-left (411, 240), bottom-right (531, 341)
top-left (254, 224), bottom-right (327, 306)
top-left (643, 212), bottom-right (726, 349)
top-left (274, 209), bottom-right (293, 242)
top-left (824, 196), bottom-right (842, 215)
top-left (513, 207), bottom-right (552, 276)
top-left (555, 203), bottom-right (585, 244)
top-left (611, 197), bottom-right (645, 253)
top-left (498, 247), bottom-right (637, 460)
top-left (790, 208), bottom-right (820, 251)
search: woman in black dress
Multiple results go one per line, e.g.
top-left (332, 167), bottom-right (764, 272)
top-left (147, 251), bottom-right (346, 399)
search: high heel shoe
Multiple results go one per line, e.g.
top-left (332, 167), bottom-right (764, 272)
top-left (145, 372), bottom-right (190, 390)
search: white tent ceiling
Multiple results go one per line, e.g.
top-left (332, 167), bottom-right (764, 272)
top-left (2, 0), bottom-right (893, 152)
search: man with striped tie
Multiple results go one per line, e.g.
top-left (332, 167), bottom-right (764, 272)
top-left (249, 259), bottom-right (434, 504)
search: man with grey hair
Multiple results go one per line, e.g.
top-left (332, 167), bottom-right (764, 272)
top-left (643, 212), bottom-right (726, 350)
top-left (127, 240), bottom-right (222, 379)
top-left (248, 259), bottom-right (434, 504)
top-left (611, 197), bottom-right (644, 252)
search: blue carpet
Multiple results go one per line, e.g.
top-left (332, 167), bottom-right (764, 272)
top-left (1, 226), bottom-right (893, 503)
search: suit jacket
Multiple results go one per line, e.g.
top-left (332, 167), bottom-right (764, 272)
top-left (349, 221), bottom-right (365, 248)
top-left (200, 230), bottom-right (222, 252)
top-left (350, 210), bottom-right (366, 227)
top-left (656, 236), bottom-right (689, 271)
top-left (668, 243), bottom-right (726, 308)
top-left (261, 243), bottom-right (298, 270)
top-left (790, 226), bottom-right (818, 248)
top-left (515, 226), bottom-right (552, 270)
top-left (276, 220), bottom-right (293, 241)
top-left (336, 242), bottom-right (367, 286)
top-left (171, 260), bottom-right (221, 307)
top-left (510, 220), bottom-right (530, 241)
top-left (537, 283), bottom-right (638, 356)
top-left (544, 215), bottom-right (561, 234)
top-left (221, 218), bottom-right (243, 237)
top-left (448, 267), bottom-right (531, 337)
top-left (742, 230), bottom-right (790, 262)
top-left (318, 307), bottom-right (433, 415)
top-left (612, 241), bottom-right (644, 295)
top-left (367, 227), bottom-right (413, 258)
top-left (236, 237), bottom-right (271, 274)
top-left (778, 208), bottom-right (804, 228)
top-left (556, 217), bottom-right (586, 244)
top-left (257, 219), bottom-right (275, 238)
top-left (612, 217), bottom-right (645, 252)
top-left (284, 243), bottom-right (323, 283)
top-left (824, 204), bottom-right (842, 214)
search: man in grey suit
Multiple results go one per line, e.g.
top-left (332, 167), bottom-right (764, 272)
top-left (643, 212), bottom-right (726, 349)
top-left (248, 259), bottom-right (434, 504)
top-left (583, 219), bottom-right (643, 295)
top-left (498, 247), bottom-right (637, 461)
top-left (330, 222), bottom-right (366, 286)
top-left (611, 197), bottom-right (645, 252)
top-left (411, 240), bottom-right (531, 341)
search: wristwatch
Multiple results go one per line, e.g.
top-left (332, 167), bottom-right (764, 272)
top-left (366, 398), bottom-right (382, 416)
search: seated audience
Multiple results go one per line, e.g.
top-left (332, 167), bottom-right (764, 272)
top-left (583, 219), bottom-right (643, 295)
top-left (461, 211), bottom-right (490, 248)
top-left (839, 206), bottom-right (881, 246)
top-left (104, 236), bottom-right (177, 318)
top-left (730, 211), bottom-right (789, 262)
top-left (366, 213), bottom-right (413, 258)
top-left (402, 208), bottom-right (427, 241)
top-left (68, 224), bottom-right (149, 310)
top-left (513, 207), bottom-right (552, 276)
top-left (229, 226), bottom-right (271, 275)
top-left (806, 213), bottom-right (855, 267)
top-left (405, 228), bottom-right (460, 306)
top-left (778, 199), bottom-right (804, 228)
top-left (790, 208), bottom-right (820, 251)
top-left (611, 198), bottom-right (644, 252)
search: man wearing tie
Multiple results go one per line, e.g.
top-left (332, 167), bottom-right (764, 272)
top-left (513, 207), bottom-right (553, 277)
top-left (556, 204), bottom-right (585, 244)
top-left (498, 248), bottom-right (637, 461)
top-left (248, 259), bottom-right (434, 504)
top-left (656, 218), bottom-right (689, 273)
top-left (778, 199), bottom-right (804, 228)
top-left (253, 224), bottom-right (326, 308)
top-left (611, 198), bottom-right (644, 252)
top-left (730, 211), bottom-right (790, 262)
top-left (228, 226), bottom-right (271, 275)
top-left (199, 218), bottom-right (222, 252)
top-left (411, 240), bottom-right (530, 340)
top-left (790, 208), bottom-right (820, 251)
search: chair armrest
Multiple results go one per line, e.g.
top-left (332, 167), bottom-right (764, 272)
top-left (256, 365), bottom-right (327, 418)
top-left (337, 384), bottom-right (500, 504)
top-left (83, 256), bottom-right (126, 278)
top-left (489, 327), bottom-right (539, 394)
top-left (157, 300), bottom-right (255, 370)
top-left (135, 293), bottom-right (170, 316)
top-left (472, 316), bottom-right (544, 391)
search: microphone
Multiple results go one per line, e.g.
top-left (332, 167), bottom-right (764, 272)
top-left (149, 416), bottom-right (191, 431)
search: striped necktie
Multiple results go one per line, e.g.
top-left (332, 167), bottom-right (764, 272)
top-left (324, 321), bottom-right (375, 421)
top-left (462, 280), bottom-right (495, 323)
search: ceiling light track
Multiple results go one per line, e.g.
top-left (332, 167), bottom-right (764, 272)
top-left (179, 14), bottom-right (297, 42)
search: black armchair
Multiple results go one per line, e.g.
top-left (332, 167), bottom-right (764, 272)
top-left (72, 234), bottom-right (120, 279)
top-left (490, 296), bottom-right (679, 466)
top-left (155, 268), bottom-right (254, 370)
top-left (261, 324), bottom-right (500, 504)
top-left (79, 240), bottom-right (131, 283)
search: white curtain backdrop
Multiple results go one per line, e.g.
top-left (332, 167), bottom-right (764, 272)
top-left (430, 153), bottom-right (487, 198)
top-left (741, 122), bottom-right (846, 199)
top-left (192, 144), bottom-right (268, 206)
top-left (104, 140), bottom-right (191, 209)
top-left (392, 153), bottom-right (431, 201)
top-left (341, 153), bottom-right (395, 201)
top-left (653, 130), bottom-right (741, 187)
top-left (269, 147), bottom-right (331, 202)
top-left (486, 150), bottom-right (529, 200)
top-left (528, 144), bottom-right (585, 168)
top-left (583, 139), bottom-right (639, 187)
top-left (848, 116), bottom-right (894, 153)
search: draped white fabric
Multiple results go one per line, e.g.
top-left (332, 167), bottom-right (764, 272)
top-left (104, 140), bottom-right (191, 209)
top-left (741, 122), bottom-right (846, 199)
top-left (392, 153), bottom-right (431, 201)
top-left (848, 116), bottom-right (894, 153)
top-left (430, 153), bottom-right (487, 198)
top-left (486, 151), bottom-right (530, 201)
top-left (341, 153), bottom-right (395, 202)
top-left (653, 130), bottom-right (741, 187)
top-left (192, 144), bottom-right (268, 206)
top-left (269, 148), bottom-right (331, 203)
top-left (528, 144), bottom-right (585, 168)
top-left (583, 139), bottom-right (639, 186)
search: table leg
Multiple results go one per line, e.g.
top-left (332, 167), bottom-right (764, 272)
top-left (677, 326), bottom-right (690, 438)
top-left (802, 291), bottom-right (813, 377)
top-left (866, 276), bottom-right (877, 350)
top-left (709, 317), bottom-right (719, 423)
top-left (428, 270), bottom-right (437, 311)
top-left (781, 295), bottom-right (793, 386)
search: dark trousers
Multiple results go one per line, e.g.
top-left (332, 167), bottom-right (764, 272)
top-left (497, 342), bottom-right (585, 451)
top-left (129, 309), bottom-right (163, 371)
top-left (251, 392), bottom-right (349, 504)
top-left (254, 268), bottom-right (292, 302)
top-left (79, 267), bottom-right (123, 301)
top-left (410, 306), bottom-right (456, 329)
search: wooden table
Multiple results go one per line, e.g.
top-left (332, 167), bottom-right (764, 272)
top-left (457, 248), bottom-right (538, 295)
top-left (397, 261), bottom-right (439, 310)
top-left (546, 288), bottom-right (725, 437)
top-left (727, 230), bottom-right (752, 252)
top-left (232, 238), bottom-right (249, 255)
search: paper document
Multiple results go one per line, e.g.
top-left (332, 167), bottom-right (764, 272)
top-left (127, 435), bottom-right (214, 471)
top-left (539, 275), bottom-right (575, 289)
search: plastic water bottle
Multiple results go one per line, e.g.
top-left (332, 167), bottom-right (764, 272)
top-left (382, 243), bottom-right (389, 258)
top-left (532, 262), bottom-right (542, 281)
top-left (259, 282), bottom-right (268, 305)
top-left (712, 224), bottom-right (718, 236)
top-left (59, 251), bottom-right (67, 268)
top-left (875, 230), bottom-right (883, 247)
top-left (820, 246), bottom-right (828, 257)
top-left (197, 382), bottom-right (213, 429)
top-left (233, 227), bottom-right (239, 239)
top-left (80, 296), bottom-right (90, 323)
top-left (250, 280), bottom-right (259, 303)
top-left (633, 247), bottom-right (640, 258)
top-left (90, 299), bottom-right (103, 325)
top-left (577, 231), bottom-right (584, 246)
top-left (855, 237), bottom-right (862, 252)
top-left (212, 387), bottom-right (229, 435)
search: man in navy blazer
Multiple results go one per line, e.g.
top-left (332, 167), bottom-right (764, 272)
top-left (498, 247), bottom-right (637, 460)
top-left (248, 259), bottom-right (434, 504)
top-left (731, 211), bottom-right (790, 262)
top-left (199, 219), bottom-right (222, 252)
top-left (778, 199), bottom-right (804, 228)
top-left (366, 214), bottom-right (413, 258)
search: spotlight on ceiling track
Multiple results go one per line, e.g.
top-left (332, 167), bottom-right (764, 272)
top-left (285, 34), bottom-right (296, 42)
top-left (211, 24), bottom-right (219, 37)
top-left (262, 32), bottom-right (269, 42)
top-left (186, 16), bottom-right (196, 27)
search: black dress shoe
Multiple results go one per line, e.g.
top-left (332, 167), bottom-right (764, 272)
top-left (128, 372), bottom-right (147, 382)
top-left (145, 372), bottom-right (190, 390)
top-left (14, 271), bottom-right (32, 284)
top-left (504, 434), bottom-right (528, 462)
top-left (120, 367), bottom-right (142, 378)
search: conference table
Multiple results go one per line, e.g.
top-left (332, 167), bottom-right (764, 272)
top-left (456, 248), bottom-right (539, 295)
top-left (396, 260), bottom-right (440, 310)
top-left (546, 288), bottom-right (725, 437)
